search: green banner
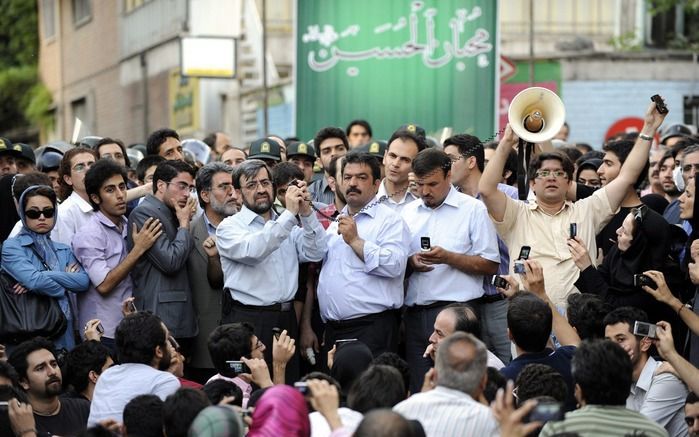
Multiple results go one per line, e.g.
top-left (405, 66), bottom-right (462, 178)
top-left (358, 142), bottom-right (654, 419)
top-left (296, 0), bottom-right (498, 141)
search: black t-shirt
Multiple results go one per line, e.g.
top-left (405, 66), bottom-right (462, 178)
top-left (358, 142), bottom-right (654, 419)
top-left (35, 397), bottom-right (90, 437)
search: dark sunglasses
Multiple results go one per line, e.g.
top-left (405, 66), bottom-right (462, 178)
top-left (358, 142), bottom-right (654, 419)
top-left (24, 207), bottom-right (55, 220)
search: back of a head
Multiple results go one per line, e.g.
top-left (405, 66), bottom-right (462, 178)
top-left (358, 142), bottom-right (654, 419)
top-left (371, 353), bottom-right (409, 396)
top-left (163, 388), bottom-right (211, 437)
top-left (330, 341), bottom-right (374, 398)
top-left (247, 385), bottom-right (310, 437)
top-left (353, 409), bottom-right (425, 437)
top-left (207, 323), bottom-right (254, 378)
top-left (347, 365), bottom-right (406, 414)
top-left (11, 172), bottom-right (52, 202)
top-left (566, 294), bottom-right (612, 340)
top-left (507, 292), bottom-right (552, 353)
top-left (64, 340), bottom-right (111, 395)
top-left (434, 332), bottom-right (487, 396)
top-left (202, 379), bottom-right (243, 407)
top-left (483, 367), bottom-right (507, 404)
top-left (123, 394), bottom-right (164, 437)
top-left (572, 340), bottom-right (633, 406)
top-left (514, 364), bottom-right (568, 406)
top-left (187, 406), bottom-right (244, 437)
top-left (115, 312), bottom-right (166, 365)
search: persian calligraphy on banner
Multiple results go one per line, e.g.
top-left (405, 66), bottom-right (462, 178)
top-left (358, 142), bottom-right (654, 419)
top-left (296, 0), bottom-right (498, 142)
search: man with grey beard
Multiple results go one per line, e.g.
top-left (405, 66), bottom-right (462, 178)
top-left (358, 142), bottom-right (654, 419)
top-left (187, 162), bottom-right (239, 382)
top-left (216, 159), bottom-right (328, 382)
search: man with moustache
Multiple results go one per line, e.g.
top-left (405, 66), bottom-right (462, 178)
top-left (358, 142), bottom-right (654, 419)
top-left (317, 152), bottom-right (410, 356)
top-left (88, 312), bottom-right (180, 426)
top-left (9, 338), bottom-right (90, 435)
top-left (128, 160), bottom-right (199, 352)
top-left (74, 160), bottom-right (163, 351)
top-left (187, 162), bottom-right (239, 380)
top-left (216, 159), bottom-right (327, 381)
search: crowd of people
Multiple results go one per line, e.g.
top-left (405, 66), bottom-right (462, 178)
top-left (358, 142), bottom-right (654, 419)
top-left (0, 100), bottom-right (698, 437)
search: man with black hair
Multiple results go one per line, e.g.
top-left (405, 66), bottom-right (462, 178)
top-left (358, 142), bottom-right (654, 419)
top-left (121, 394), bottom-right (164, 437)
top-left (203, 131), bottom-right (232, 162)
top-left (146, 128), bottom-right (184, 161)
top-left (162, 388), bottom-right (211, 437)
top-left (128, 160), bottom-right (199, 346)
top-left (346, 119), bottom-right (373, 148)
top-left (74, 159), bottom-right (162, 349)
top-left (216, 159), bottom-right (326, 382)
top-left (604, 307), bottom-right (688, 436)
top-left (659, 151), bottom-right (682, 222)
top-left (206, 323), bottom-right (275, 408)
top-left (348, 365), bottom-right (406, 414)
top-left (480, 102), bottom-right (667, 306)
top-left (318, 151), bottom-right (410, 356)
top-left (445, 133), bottom-right (517, 365)
top-left (378, 129), bottom-right (426, 213)
top-left (136, 155), bottom-right (166, 186)
top-left (64, 341), bottom-right (113, 401)
top-left (88, 312), bottom-right (180, 425)
top-left (54, 147), bottom-right (98, 243)
top-left (566, 293), bottom-right (612, 340)
top-left (540, 340), bottom-right (668, 437)
top-left (202, 379), bottom-right (243, 406)
top-left (187, 162), bottom-right (237, 380)
top-left (272, 162), bottom-right (306, 210)
top-left (372, 353), bottom-right (410, 396)
top-left (686, 392), bottom-right (699, 437)
top-left (513, 363), bottom-right (568, 407)
top-left (8, 337), bottom-right (90, 435)
top-left (94, 138), bottom-right (130, 169)
top-left (308, 127), bottom-right (349, 204)
top-left (402, 148), bottom-right (499, 392)
top-left (0, 360), bottom-right (20, 387)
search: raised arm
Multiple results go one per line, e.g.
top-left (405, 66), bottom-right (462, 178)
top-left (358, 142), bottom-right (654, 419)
top-left (604, 101), bottom-right (667, 210)
top-left (479, 125), bottom-right (519, 221)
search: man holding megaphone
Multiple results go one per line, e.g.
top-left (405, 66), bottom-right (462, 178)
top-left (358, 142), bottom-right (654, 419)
top-left (479, 98), bottom-right (668, 307)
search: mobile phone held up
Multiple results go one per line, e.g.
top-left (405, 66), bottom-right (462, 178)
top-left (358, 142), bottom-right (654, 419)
top-left (633, 274), bottom-right (657, 290)
top-left (490, 275), bottom-right (509, 289)
top-left (420, 237), bottom-right (431, 251)
top-left (651, 94), bottom-right (668, 114)
top-left (514, 246), bottom-right (531, 274)
top-left (633, 321), bottom-right (658, 339)
top-left (225, 360), bottom-right (250, 375)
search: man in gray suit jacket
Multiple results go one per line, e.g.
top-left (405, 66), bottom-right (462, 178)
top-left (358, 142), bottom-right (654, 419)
top-left (128, 160), bottom-right (198, 352)
top-left (187, 162), bottom-right (238, 381)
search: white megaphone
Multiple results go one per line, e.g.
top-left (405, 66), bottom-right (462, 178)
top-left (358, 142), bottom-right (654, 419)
top-left (508, 87), bottom-right (565, 143)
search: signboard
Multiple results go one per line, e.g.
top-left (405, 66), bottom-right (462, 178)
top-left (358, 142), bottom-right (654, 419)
top-left (169, 69), bottom-right (200, 135)
top-left (296, 1), bottom-right (498, 141)
top-left (181, 36), bottom-right (237, 78)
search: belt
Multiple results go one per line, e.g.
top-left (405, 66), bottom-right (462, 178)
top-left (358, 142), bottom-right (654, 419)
top-left (326, 308), bottom-right (398, 328)
top-left (474, 293), bottom-right (506, 304)
top-left (406, 301), bottom-right (453, 312)
top-left (230, 299), bottom-right (294, 312)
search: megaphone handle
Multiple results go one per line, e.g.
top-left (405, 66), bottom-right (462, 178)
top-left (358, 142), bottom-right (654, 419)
top-left (517, 139), bottom-right (533, 200)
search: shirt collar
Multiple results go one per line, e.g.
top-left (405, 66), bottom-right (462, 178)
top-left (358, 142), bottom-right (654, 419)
top-left (418, 185), bottom-right (459, 211)
top-left (203, 212), bottom-right (218, 235)
top-left (238, 205), bottom-right (277, 225)
top-left (340, 201), bottom-right (379, 219)
top-left (527, 199), bottom-right (572, 216)
top-left (95, 211), bottom-right (127, 235)
top-left (70, 191), bottom-right (94, 213)
top-left (634, 356), bottom-right (657, 393)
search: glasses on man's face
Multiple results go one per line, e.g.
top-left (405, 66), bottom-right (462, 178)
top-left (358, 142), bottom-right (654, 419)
top-left (24, 207), bottom-right (56, 220)
top-left (243, 179), bottom-right (272, 191)
top-left (212, 182), bottom-right (234, 192)
top-left (535, 169), bottom-right (568, 179)
top-left (167, 181), bottom-right (196, 193)
top-left (252, 338), bottom-right (264, 351)
top-left (72, 161), bottom-right (95, 173)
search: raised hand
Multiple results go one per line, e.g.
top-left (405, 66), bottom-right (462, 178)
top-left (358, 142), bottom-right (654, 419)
top-left (132, 217), bottom-right (163, 253)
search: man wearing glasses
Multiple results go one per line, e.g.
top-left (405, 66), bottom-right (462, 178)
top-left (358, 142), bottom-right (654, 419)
top-left (216, 159), bottom-right (327, 382)
top-left (53, 147), bottom-right (98, 246)
top-left (186, 162), bottom-right (239, 381)
top-left (128, 160), bottom-right (199, 355)
top-left (479, 101), bottom-right (667, 307)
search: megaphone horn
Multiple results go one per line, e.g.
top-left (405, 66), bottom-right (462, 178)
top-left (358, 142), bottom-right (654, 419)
top-left (508, 87), bottom-right (565, 143)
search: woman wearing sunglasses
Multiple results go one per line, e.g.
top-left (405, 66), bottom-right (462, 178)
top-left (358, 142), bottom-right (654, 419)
top-left (1, 185), bottom-right (89, 350)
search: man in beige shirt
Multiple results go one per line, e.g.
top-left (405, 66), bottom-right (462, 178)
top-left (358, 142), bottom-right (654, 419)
top-left (478, 102), bottom-right (667, 306)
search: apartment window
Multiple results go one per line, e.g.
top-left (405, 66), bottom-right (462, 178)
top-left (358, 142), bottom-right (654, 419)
top-left (72, 0), bottom-right (91, 26)
top-left (41, 0), bottom-right (56, 40)
top-left (125, 0), bottom-right (151, 13)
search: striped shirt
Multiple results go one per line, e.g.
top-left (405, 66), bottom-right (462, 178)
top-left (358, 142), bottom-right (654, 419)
top-left (393, 386), bottom-right (498, 437)
top-left (540, 405), bottom-right (668, 437)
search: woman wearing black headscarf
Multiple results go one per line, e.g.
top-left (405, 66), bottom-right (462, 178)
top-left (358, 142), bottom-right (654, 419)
top-left (569, 205), bottom-right (676, 323)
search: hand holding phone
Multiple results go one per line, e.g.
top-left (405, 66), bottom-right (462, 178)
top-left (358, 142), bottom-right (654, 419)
top-left (633, 321), bottom-right (658, 339)
top-left (651, 94), bottom-right (668, 114)
top-left (420, 237), bottom-right (431, 252)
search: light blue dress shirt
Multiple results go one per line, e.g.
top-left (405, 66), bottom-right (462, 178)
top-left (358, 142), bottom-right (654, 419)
top-left (318, 203), bottom-right (410, 321)
top-left (216, 206), bottom-right (327, 305)
top-left (402, 186), bottom-right (500, 305)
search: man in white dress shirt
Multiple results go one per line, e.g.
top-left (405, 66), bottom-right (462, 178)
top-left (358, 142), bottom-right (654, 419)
top-left (401, 148), bottom-right (499, 393)
top-left (394, 332), bottom-right (499, 437)
top-left (376, 128), bottom-right (426, 213)
top-left (53, 147), bottom-right (98, 245)
top-left (216, 159), bottom-right (327, 381)
top-left (317, 151), bottom-right (410, 356)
